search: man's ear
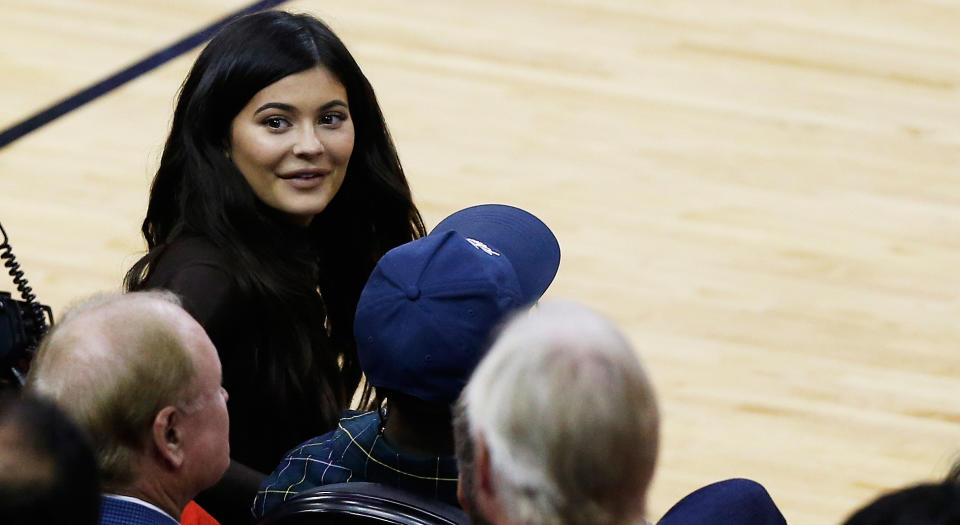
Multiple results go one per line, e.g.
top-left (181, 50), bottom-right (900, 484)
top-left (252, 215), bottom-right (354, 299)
top-left (457, 471), bottom-right (467, 509)
top-left (474, 433), bottom-right (499, 520)
top-left (152, 406), bottom-right (185, 469)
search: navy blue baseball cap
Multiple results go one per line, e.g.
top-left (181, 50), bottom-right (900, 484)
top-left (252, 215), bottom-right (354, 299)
top-left (354, 204), bottom-right (561, 405)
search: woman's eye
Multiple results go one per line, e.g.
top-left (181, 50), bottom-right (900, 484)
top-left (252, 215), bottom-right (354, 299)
top-left (263, 117), bottom-right (291, 130)
top-left (319, 112), bottom-right (347, 127)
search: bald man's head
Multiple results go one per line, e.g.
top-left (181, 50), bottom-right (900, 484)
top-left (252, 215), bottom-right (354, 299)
top-left (26, 291), bottom-right (212, 489)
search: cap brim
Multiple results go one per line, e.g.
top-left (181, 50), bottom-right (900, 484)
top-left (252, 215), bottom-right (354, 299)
top-left (431, 204), bottom-right (560, 304)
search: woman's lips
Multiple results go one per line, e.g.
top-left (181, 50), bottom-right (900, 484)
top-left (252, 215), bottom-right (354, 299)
top-left (278, 170), bottom-right (328, 189)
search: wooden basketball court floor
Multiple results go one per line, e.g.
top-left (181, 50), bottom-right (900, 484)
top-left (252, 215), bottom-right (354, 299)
top-left (1, 1), bottom-right (958, 522)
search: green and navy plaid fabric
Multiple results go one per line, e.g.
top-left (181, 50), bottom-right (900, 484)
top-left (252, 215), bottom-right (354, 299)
top-left (253, 410), bottom-right (459, 520)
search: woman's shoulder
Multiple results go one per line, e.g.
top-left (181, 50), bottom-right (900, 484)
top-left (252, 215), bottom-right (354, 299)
top-left (154, 234), bottom-right (231, 269)
top-left (142, 235), bottom-right (240, 323)
top-left (144, 235), bottom-right (236, 284)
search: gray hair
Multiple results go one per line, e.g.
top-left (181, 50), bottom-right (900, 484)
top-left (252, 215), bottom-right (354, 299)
top-left (459, 300), bottom-right (659, 525)
top-left (25, 291), bottom-right (198, 490)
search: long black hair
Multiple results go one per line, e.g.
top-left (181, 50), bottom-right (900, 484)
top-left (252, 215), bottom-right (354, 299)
top-left (125, 10), bottom-right (425, 426)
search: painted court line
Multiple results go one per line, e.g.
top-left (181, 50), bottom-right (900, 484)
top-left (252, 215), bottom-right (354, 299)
top-left (0, 0), bottom-right (288, 150)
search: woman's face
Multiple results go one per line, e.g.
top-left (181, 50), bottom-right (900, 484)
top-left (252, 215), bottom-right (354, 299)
top-left (229, 66), bottom-right (355, 226)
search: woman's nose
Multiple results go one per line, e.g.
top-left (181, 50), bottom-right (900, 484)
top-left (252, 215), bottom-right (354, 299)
top-left (292, 128), bottom-right (324, 157)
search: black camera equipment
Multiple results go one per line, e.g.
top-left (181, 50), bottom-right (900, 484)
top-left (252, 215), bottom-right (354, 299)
top-left (0, 220), bottom-right (54, 387)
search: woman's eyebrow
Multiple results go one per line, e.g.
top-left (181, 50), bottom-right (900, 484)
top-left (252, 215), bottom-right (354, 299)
top-left (253, 100), bottom-right (348, 115)
top-left (320, 99), bottom-right (348, 111)
top-left (254, 102), bottom-right (296, 115)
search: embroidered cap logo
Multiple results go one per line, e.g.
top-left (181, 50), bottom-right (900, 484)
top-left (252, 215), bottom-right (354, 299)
top-left (465, 238), bottom-right (500, 257)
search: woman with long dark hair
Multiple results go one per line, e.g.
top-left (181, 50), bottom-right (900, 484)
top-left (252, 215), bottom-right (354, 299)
top-left (125, 10), bottom-right (425, 521)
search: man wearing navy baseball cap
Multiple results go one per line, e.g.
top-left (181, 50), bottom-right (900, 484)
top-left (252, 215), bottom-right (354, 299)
top-left (254, 204), bottom-right (560, 519)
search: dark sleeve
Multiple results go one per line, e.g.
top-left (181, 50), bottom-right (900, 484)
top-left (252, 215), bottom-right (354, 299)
top-left (199, 460), bottom-right (266, 525)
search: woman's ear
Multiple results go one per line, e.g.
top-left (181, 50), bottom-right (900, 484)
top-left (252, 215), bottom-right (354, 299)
top-left (152, 406), bottom-right (185, 469)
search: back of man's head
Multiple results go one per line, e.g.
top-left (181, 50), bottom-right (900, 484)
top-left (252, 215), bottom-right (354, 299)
top-left (0, 393), bottom-right (100, 525)
top-left (456, 300), bottom-right (659, 525)
top-left (356, 204), bottom-right (561, 409)
top-left (24, 291), bottom-right (228, 498)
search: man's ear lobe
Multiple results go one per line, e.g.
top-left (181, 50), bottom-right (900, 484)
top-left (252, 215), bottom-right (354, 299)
top-left (153, 406), bottom-right (185, 469)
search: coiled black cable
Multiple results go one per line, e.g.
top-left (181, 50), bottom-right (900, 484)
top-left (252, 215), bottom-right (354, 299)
top-left (0, 220), bottom-right (52, 342)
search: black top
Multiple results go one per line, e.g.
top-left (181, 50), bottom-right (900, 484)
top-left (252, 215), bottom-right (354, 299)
top-left (142, 235), bottom-right (338, 474)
